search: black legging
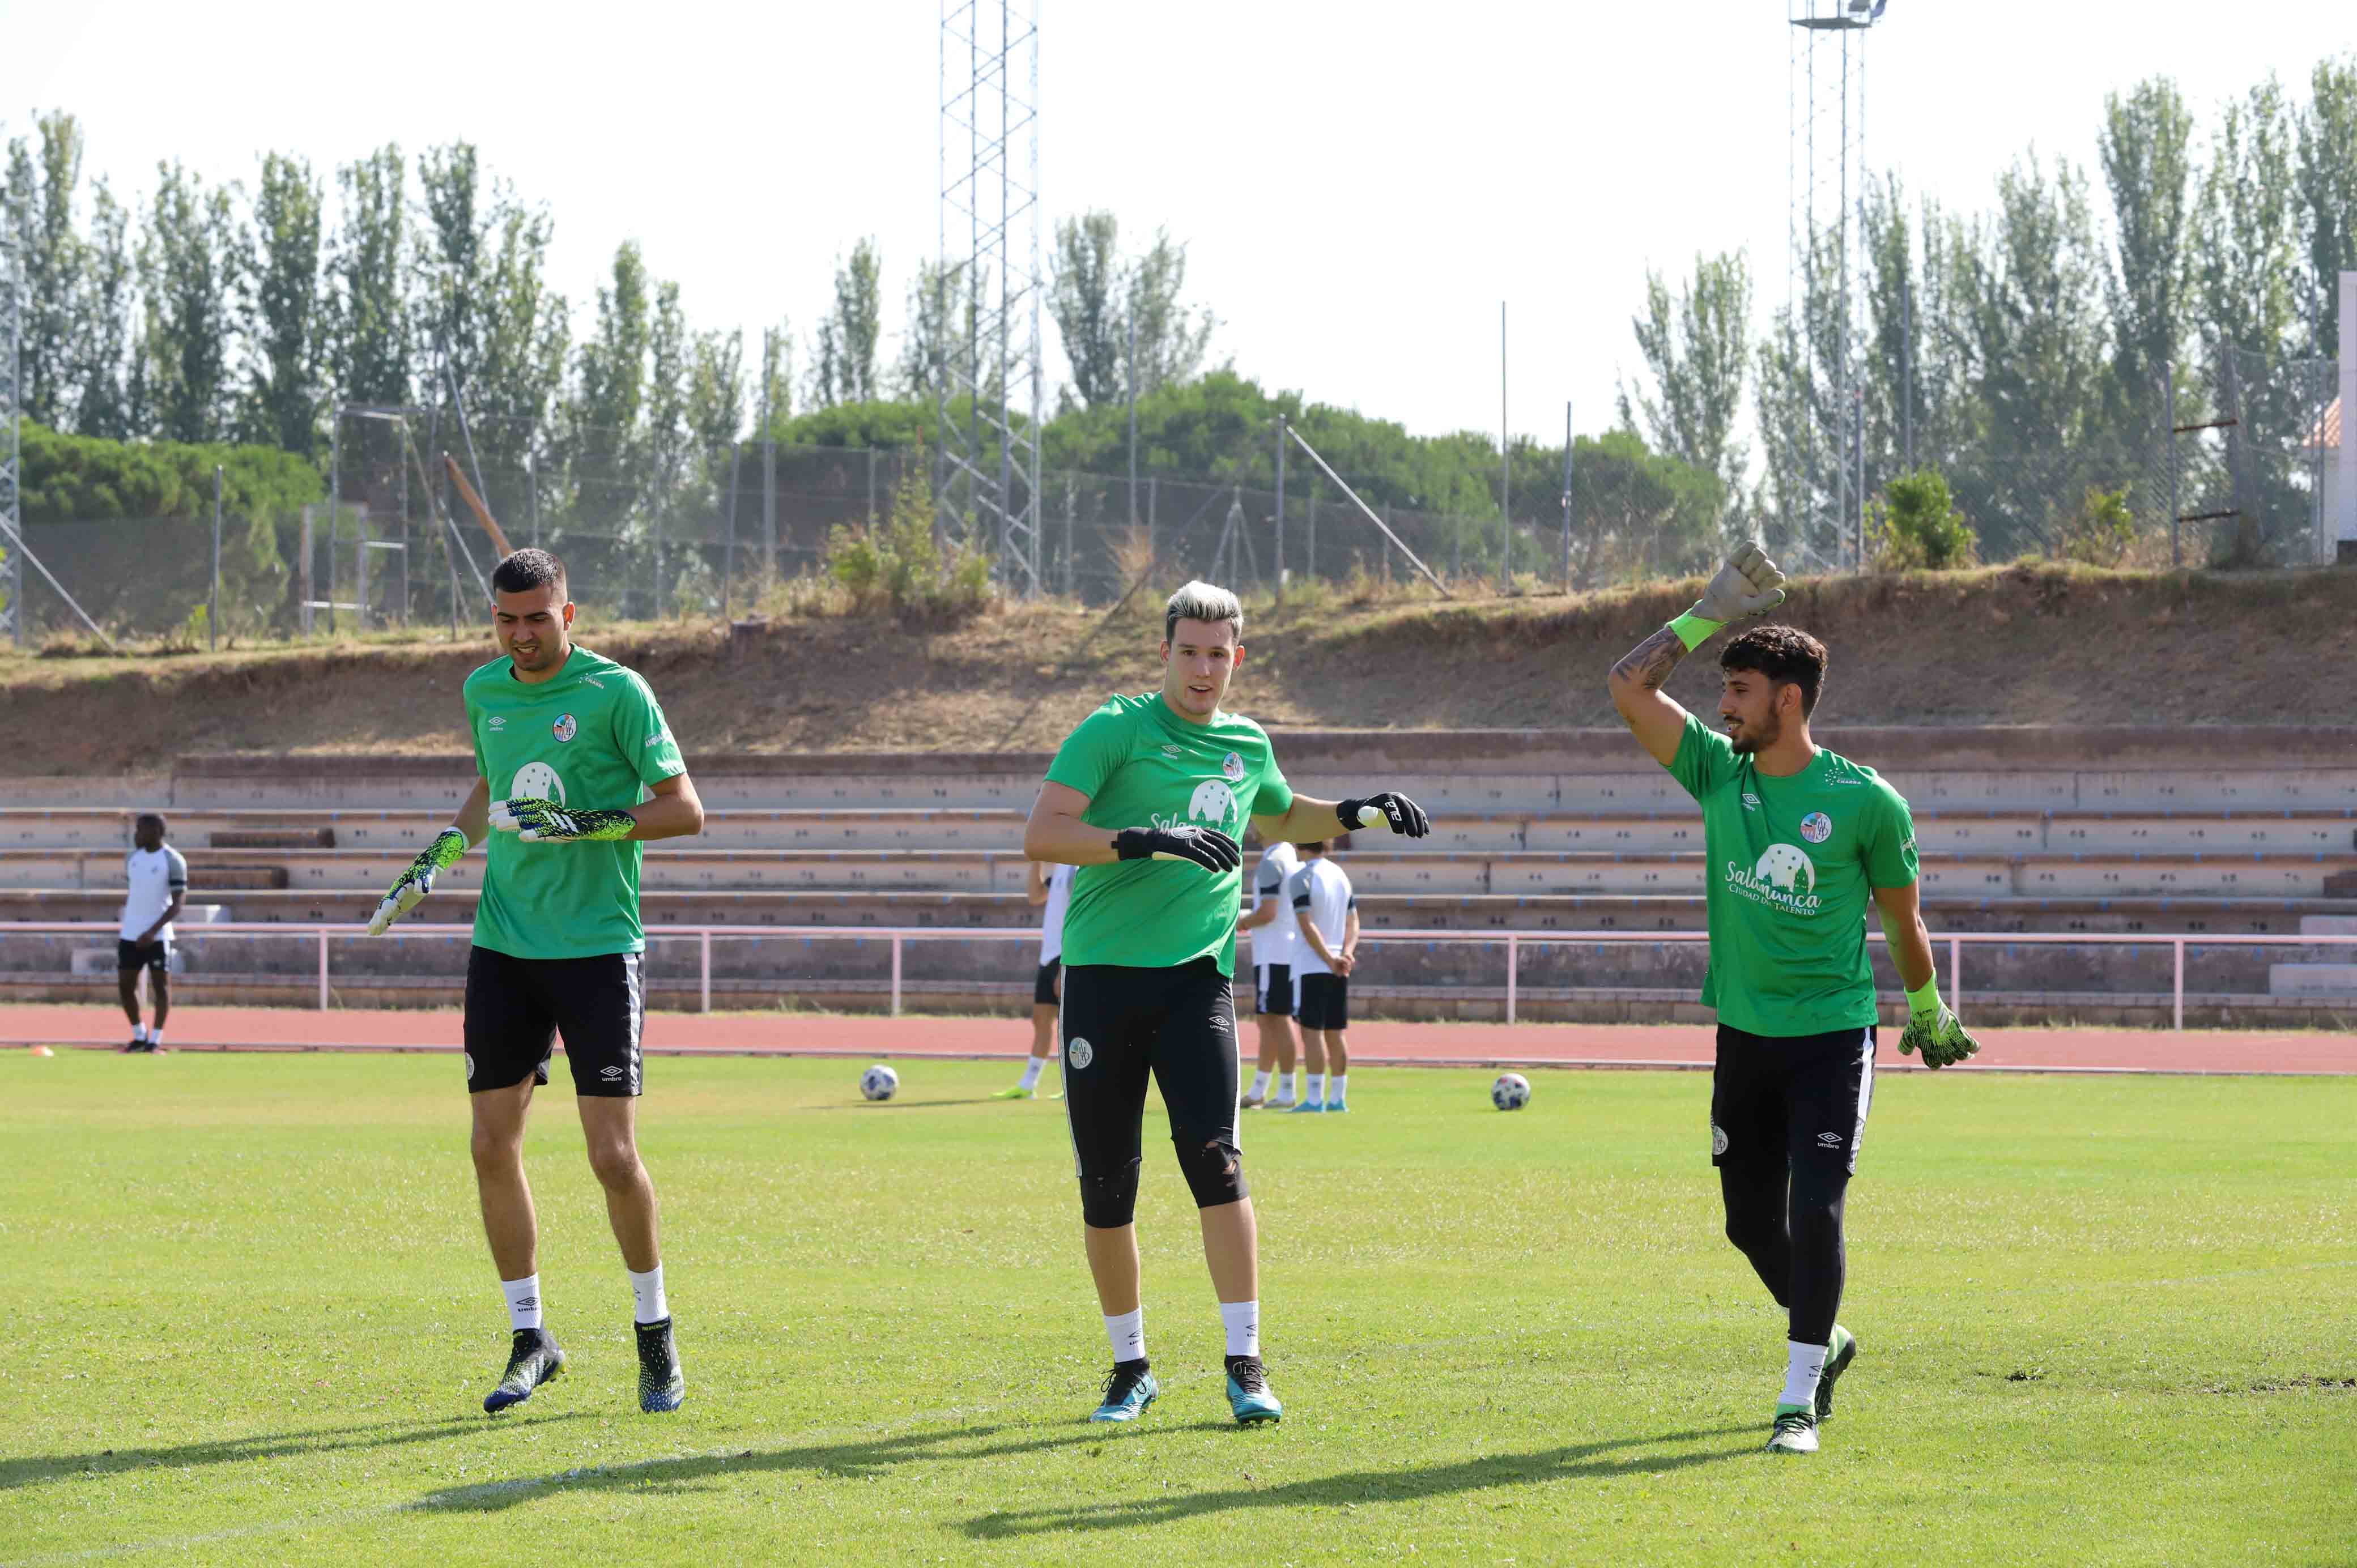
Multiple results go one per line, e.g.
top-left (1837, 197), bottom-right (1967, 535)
top-left (1720, 1159), bottom-right (1849, 1346)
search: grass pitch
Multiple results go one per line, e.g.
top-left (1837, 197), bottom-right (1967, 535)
top-left (4, 1050), bottom-right (2352, 1566)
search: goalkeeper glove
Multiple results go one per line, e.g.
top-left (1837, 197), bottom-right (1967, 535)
top-left (1337, 791), bottom-right (1432, 838)
top-left (366, 828), bottom-right (468, 936)
top-left (1897, 977), bottom-right (1981, 1069)
top-left (1112, 824), bottom-right (1242, 874)
top-left (490, 797), bottom-right (638, 843)
top-left (1669, 540), bottom-right (1789, 650)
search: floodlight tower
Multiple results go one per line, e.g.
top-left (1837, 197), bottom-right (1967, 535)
top-left (0, 189), bottom-right (22, 646)
top-left (1788, 0), bottom-right (1879, 570)
top-left (939, 0), bottom-right (1045, 597)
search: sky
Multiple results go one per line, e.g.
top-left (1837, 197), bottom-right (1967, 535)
top-left (7, 2), bottom-right (2335, 445)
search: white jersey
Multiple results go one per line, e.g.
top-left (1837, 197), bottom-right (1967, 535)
top-left (120, 845), bottom-right (189, 943)
top-left (1039, 863), bottom-right (1075, 966)
top-left (1287, 857), bottom-right (1356, 978)
top-left (1250, 841), bottom-right (1302, 970)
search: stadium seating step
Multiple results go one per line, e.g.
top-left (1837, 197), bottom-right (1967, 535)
top-left (209, 828), bottom-right (337, 850)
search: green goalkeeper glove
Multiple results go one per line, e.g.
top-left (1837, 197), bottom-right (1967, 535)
top-left (366, 828), bottom-right (468, 936)
top-left (1897, 977), bottom-right (1980, 1069)
top-left (491, 796), bottom-right (637, 843)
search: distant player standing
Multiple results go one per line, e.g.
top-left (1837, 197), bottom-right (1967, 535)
top-left (1023, 580), bottom-right (1431, 1426)
top-left (1285, 840), bottom-right (1358, 1114)
top-left (994, 860), bottom-right (1071, 1100)
top-left (1607, 543), bottom-right (1980, 1455)
top-left (365, 548), bottom-right (706, 1416)
top-left (1239, 836), bottom-right (1301, 1109)
top-left (116, 814), bottom-right (186, 1053)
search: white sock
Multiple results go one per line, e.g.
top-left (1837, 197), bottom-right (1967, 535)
top-left (1780, 1340), bottom-right (1827, 1409)
top-left (147, 1029), bottom-right (163, 1049)
top-left (1104, 1307), bottom-right (1146, 1364)
top-left (133, 1022), bottom-right (149, 1043)
top-left (1329, 1075), bottom-right (1348, 1102)
top-left (1283, 1072), bottom-right (1299, 1101)
top-left (501, 1273), bottom-right (543, 1332)
top-left (1307, 1072), bottom-right (1325, 1104)
top-left (1248, 1070), bottom-right (1270, 1098)
top-left (629, 1265), bottom-right (668, 1325)
top-left (1018, 1055), bottom-right (1046, 1091)
top-left (1220, 1299), bottom-right (1260, 1358)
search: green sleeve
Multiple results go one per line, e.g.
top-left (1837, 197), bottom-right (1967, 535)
top-left (1044, 702), bottom-right (1130, 802)
top-left (1865, 782), bottom-right (1922, 889)
top-left (1665, 711), bottom-right (1731, 801)
top-left (613, 674), bottom-right (686, 787)
top-left (1256, 749), bottom-right (1295, 819)
top-left (466, 691), bottom-right (488, 781)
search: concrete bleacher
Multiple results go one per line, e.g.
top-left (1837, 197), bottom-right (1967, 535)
top-left (5, 726), bottom-right (2354, 1025)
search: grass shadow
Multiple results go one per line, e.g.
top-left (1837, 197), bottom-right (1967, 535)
top-left (960, 1425), bottom-right (1752, 1538)
top-left (2, 1412), bottom-right (587, 1491)
top-left (410, 1420), bottom-right (1120, 1512)
top-left (808, 1098), bottom-right (1010, 1113)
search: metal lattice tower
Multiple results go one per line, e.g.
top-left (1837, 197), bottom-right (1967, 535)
top-left (939, 0), bottom-right (1044, 596)
top-left (1788, 0), bottom-right (1877, 570)
top-left (1, 189), bottom-right (23, 646)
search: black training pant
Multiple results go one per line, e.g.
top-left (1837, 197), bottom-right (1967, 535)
top-left (1710, 1022), bottom-right (1875, 1347)
top-left (1059, 957), bottom-right (1246, 1229)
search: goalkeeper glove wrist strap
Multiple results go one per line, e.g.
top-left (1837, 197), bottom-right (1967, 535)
top-left (1905, 975), bottom-right (1944, 1019)
top-left (1668, 610), bottom-right (1724, 651)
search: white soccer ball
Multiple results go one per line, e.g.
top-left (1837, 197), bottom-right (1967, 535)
top-left (1491, 1072), bottom-right (1532, 1111)
top-left (860, 1064), bottom-right (900, 1102)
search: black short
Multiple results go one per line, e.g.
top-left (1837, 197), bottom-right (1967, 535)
top-left (1033, 958), bottom-right (1063, 1007)
top-left (1296, 972), bottom-right (1349, 1030)
top-left (463, 946), bottom-right (646, 1097)
top-left (1060, 957), bottom-right (1245, 1222)
top-left (1253, 963), bottom-right (1293, 1017)
top-left (117, 939), bottom-right (171, 974)
top-left (1710, 1023), bottom-right (1875, 1177)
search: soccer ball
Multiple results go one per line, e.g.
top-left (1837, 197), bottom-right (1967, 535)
top-left (1491, 1072), bottom-right (1532, 1111)
top-left (860, 1064), bottom-right (899, 1102)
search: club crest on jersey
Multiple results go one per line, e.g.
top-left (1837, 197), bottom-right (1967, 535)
top-left (1066, 1036), bottom-right (1094, 1070)
top-left (552, 713), bottom-right (577, 743)
top-left (1801, 811), bottom-right (1832, 843)
top-left (1222, 751), bottom-right (1245, 782)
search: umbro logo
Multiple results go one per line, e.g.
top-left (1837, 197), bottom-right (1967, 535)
top-left (1162, 744), bottom-right (1183, 758)
top-left (487, 717), bottom-right (507, 731)
top-left (601, 1065), bottom-right (626, 1080)
top-left (1741, 792), bottom-right (1760, 812)
top-left (1818, 1131), bottom-right (1844, 1147)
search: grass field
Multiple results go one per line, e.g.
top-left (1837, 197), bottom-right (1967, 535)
top-left (5, 1051), bottom-right (2353, 1566)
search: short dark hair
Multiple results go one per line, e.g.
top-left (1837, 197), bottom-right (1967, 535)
top-left (492, 548), bottom-right (567, 597)
top-left (135, 812), bottom-right (166, 834)
top-left (1720, 624), bottom-right (1828, 717)
top-left (1295, 840), bottom-right (1330, 855)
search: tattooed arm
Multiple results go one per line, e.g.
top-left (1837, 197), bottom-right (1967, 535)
top-left (1607, 625), bottom-right (1695, 766)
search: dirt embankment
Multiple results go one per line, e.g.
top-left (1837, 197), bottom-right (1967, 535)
top-left (2, 563), bottom-right (2349, 775)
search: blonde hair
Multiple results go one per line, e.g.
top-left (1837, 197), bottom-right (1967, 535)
top-left (1164, 580), bottom-right (1243, 644)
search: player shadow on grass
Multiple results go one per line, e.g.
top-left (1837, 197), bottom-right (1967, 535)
top-left (408, 1421), bottom-right (1106, 1512)
top-left (809, 1098), bottom-right (1009, 1112)
top-left (0, 1412), bottom-right (588, 1492)
top-left (958, 1426), bottom-right (1752, 1539)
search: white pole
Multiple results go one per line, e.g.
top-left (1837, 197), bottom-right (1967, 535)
top-left (2337, 271), bottom-right (2355, 559)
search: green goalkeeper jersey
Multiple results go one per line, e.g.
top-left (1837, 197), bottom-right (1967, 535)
top-left (1665, 712), bottom-right (1920, 1036)
top-left (1045, 691), bottom-right (1295, 976)
top-left (465, 646), bottom-right (686, 960)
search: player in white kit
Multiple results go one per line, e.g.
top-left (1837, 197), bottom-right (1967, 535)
top-left (996, 860), bottom-right (1074, 1099)
top-left (1240, 837), bottom-right (1303, 1108)
top-left (1286, 841), bottom-right (1359, 1113)
top-left (117, 813), bottom-right (188, 1053)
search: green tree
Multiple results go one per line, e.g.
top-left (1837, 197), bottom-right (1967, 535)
top-left (3, 113), bottom-right (88, 429)
top-left (1958, 153), bottom-right (2109, 455)
top-left (241, 152), bottom-right (325, 455)
top-left (756, 320), bottom-right (794, 433)
top-left (2195, 79), bottom-right (2303, 360)
top-left (2099, 78), bottom-right (2196, 423)
top-left (686, 328), bottom-right (744, 454)
top-left (141, 160), bottom-right (242, 444)
top-left (643, 279), bottom-right (692, 512)
top-left (2297, 56), bottom-right (2357, 349)
top-left (1048, 211), bottom-right (1214, 411)
top-left (1618, 250), bottom-right (1750, 515)
top-left (811, 238), bottom-right (883, 407)
top-left (570, 240), bottom-right (652, 515)
top-left (896, 259), bottom-right (967, 403)
top-left (327, 144), bottom-right (412, 407)
top-left (73, 180), bottom-right (137, 438)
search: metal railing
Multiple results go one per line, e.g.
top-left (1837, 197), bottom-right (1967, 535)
top-left (6, 922), bottom-right (2352, 1029)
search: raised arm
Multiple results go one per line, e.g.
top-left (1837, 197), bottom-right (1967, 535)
top-left (1610, 543), bottom-right (1789, 766)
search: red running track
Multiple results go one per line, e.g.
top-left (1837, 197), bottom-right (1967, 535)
top-left (4, 1003), bottom-right (2350, 1075)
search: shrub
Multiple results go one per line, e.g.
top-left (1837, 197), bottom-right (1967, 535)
top-left (824, 465), bottom-right (992, 620)
top-left (2053, 484), bottom-right (2137, 567)
top-left (1867, 468), bottom-right (1977, 570)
